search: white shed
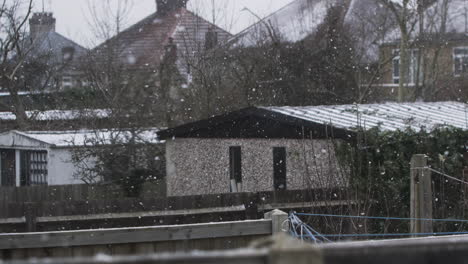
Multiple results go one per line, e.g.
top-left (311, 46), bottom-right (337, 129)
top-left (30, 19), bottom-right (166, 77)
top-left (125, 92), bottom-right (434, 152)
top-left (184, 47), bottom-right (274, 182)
top-left (0, 129), bottom-right (160, 187)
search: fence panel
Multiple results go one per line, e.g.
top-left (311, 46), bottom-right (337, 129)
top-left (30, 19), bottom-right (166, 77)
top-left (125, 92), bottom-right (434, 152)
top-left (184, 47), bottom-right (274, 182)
top-left (0, 180), bottom-right (166, 204)
top-left (0, 215), bottom-right (277, 261)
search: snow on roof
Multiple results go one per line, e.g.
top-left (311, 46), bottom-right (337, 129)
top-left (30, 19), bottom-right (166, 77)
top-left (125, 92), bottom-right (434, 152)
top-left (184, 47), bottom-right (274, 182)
top-left (15, 128), bottom-right (162, 147)
top-left (0, 109), bottom-right (110, 121)
top-left (235, 0), bottom-right (340, 46)
top-left (0, 91), bottom-right (50, 97)
top-left (264, 101), bottom-right (468, 132)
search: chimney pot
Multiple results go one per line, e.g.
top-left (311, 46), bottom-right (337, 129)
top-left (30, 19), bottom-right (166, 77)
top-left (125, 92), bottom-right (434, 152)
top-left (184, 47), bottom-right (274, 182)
top-left (156, 0), bottom-right (188, 15)
top-left (29, 12), bottom-right (56, 39)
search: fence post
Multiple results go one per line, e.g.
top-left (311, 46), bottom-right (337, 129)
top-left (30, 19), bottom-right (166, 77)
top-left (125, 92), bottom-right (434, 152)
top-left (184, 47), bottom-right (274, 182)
top-left (410, 154), bottom-right (433, 236)
top-left (24, 203), bottom-right (37, 232)
top-left (265, 209), bottom-right (289, 234)
top-left (267, 233), bottom-right (323, 264)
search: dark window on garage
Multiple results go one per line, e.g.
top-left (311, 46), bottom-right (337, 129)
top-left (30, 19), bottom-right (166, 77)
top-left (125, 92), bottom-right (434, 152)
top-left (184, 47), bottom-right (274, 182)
top-left (273, 147), bottom-right (286, 190)
top-left (229, 146), bottom-right (242, 192)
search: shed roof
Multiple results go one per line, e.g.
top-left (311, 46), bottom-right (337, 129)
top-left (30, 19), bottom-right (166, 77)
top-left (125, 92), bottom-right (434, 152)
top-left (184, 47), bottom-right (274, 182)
top-left (158, 101), bottom-right (468, 140)
top-left (0, 129), bottom-right (161, 148)
top-left (265, 101), bottom-right (468, 132)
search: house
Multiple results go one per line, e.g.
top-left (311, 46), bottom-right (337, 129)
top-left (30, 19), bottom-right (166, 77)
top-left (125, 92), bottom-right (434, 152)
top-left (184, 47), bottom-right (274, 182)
top-left (158, 101), bottom-right (468, 197)
top-left (0, 129), bottom-right (161, 187)
top-left (92, 0), bottom-right (231, 85)
top-left (0, 12), bottom-right (88, 113)
top-left (377, 0), bottom-right (468, 100)
top-left (27, 12), bottom-right (88, 90)
top-left (86, 0), bottom-right (232, 127)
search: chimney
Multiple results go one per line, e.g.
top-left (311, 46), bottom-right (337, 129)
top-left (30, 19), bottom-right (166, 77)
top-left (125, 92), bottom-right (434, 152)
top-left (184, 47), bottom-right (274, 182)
top-left (156, 0), bottom-right (188, 16)
top-left (205, 27), bottom-right (218, 50)
top-left (29, 12), bottom-right (56, 39)
top-left (163, 37), bottom-right (178, 64)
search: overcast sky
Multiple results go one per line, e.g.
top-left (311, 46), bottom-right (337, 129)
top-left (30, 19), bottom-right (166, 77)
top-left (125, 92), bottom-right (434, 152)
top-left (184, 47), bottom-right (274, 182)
top-left (35, 0), bottom-right (295, 48)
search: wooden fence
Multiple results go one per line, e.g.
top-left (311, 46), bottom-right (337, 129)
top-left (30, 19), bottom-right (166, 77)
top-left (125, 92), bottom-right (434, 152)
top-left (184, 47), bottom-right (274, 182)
top-left (0, 180), bottom-right (166, 203)
top-left (0, 210), bottom-right (287, 261)
top-left (0, 189), bottom-right (348, 233)
top-left (4, 221), bottom-right (468, 264)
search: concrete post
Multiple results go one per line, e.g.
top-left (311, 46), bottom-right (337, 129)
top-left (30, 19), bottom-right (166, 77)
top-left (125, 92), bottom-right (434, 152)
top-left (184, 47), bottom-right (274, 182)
top-left (410, 154), bottom-right (433, 236)
top-left (24, 203), bottom-right (37, 232)
top-left (265, 209), bottom-right (289, 234)
top-left (266, 233), bottom-right (323, 264)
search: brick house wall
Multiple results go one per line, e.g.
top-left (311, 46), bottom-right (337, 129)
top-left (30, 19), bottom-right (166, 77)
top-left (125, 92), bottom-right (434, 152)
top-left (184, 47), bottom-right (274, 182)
top-left (376, 39), bottom-right (468, 100)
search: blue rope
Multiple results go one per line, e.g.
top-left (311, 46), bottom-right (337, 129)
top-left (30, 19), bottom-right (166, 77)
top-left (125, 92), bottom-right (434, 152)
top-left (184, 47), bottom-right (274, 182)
top-left (301, 232), bottom-right (468, 238)
top-left (307, 224), bottom-right (332, 242)
top-left (289, 213), bottom-right (330, 243)
top-left (294, 213), bottom-right (468, 223)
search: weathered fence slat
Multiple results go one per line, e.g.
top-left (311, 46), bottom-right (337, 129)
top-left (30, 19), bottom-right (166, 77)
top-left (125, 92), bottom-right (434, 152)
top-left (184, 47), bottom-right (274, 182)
top-left (0, 219), bottom-right (273, 250)
top-left (35, 205), bottom-right (246, 223)
top-left (0, 180), bottom-right (166, 204)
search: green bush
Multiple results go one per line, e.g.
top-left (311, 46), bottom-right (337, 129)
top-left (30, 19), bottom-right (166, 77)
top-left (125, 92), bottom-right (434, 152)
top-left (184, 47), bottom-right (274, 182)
top-left (336, 127), bottom-right (468, 233)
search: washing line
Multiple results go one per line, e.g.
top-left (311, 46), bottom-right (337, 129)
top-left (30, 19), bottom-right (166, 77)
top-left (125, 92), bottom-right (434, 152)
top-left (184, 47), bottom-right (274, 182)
top-left (300, 231), bottom-right (468, 238)
top-left (428, 167), bottom-right (468, 186)
top-left (294, 213), bottom-right (468, 223)
top-left (412, 166), bottom-right (468, 185)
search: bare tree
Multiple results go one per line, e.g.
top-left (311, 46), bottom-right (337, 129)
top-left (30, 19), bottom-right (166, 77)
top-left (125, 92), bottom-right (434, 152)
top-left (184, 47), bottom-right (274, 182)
top-left (84, 0), bottom-right (133, 46)
top-left (186, 3), bottom-right (362, 120)
top-left (0, 0), bottom-right (81, 129)
top-left (0, 0), bottom-right (59, 129)
top-left (380, 0), bottom-right (419, 102)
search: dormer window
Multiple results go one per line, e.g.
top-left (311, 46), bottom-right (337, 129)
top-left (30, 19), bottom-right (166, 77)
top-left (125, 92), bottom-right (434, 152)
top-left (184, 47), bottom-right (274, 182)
top-left (62, 46), bottom-right (75, 62)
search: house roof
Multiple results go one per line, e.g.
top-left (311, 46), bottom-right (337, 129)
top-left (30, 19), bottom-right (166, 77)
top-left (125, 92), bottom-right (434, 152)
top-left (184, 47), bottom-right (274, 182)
top-left (0, 129), bottom-right (161, 148)
top-left (234, 0), bottom-right (342, 46)
top-left (30, 31), bottom-right (88, 63)
top-left (232, 0), bottom-right (395, 63)
top-left (158, 101), bottom-right (468, 140)
top-left (92, 8), bottom-right (231, 70)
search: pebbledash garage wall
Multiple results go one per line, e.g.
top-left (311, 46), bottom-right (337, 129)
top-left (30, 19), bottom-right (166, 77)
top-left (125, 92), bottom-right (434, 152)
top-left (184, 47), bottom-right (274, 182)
top-left (166, 138), bottom-right (345, 196)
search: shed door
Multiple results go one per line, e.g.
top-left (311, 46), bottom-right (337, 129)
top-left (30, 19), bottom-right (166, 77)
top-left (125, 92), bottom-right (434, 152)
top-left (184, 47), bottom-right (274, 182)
top-left (1, 150), bottom-right (16, 187)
